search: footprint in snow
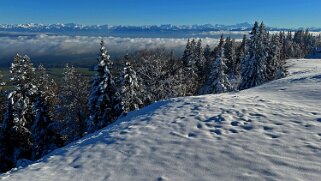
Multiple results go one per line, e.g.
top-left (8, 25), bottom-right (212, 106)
top-left (231, 121), bottom-right (239, 126)
top-left (210, 129), bottom-right (222, 135)
top-left (196, 123), bottom-right (203, 129)
top-left (229, 129), bottom-right (238, 133)
top-left (263, 126), bottom-right (274, 132)
top-left (188, 132), bottom-right (198, 138)
top-left (156, 176), bottom-right (167, 181)
top-left (265, 133), bottom-right (280, 139)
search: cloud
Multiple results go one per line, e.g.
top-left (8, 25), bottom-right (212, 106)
top-left (0, 34), bottom-right (227, 62)
top-left (199, 31), bottom-right (250, 36)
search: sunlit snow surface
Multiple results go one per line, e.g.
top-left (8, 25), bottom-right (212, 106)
top-left (1, 59), bottom-right (321, 181)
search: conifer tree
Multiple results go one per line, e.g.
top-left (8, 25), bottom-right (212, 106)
top-left (200, 36), bottom-right (231, 94)
top-left (202, 44), bottom-right (213, 83)
top-left (0, 54), bottom-right (37, 169)
top-left (279, 31), bottom-right (287, 60)
top-left (236, 35), bottom-right (247, 73)
top-left (224, 36), bottom-right (236, 76)
top-left (195, 39), bottom-right (205, 76)
top-left (87, 40), bottom-right (122, 133)
top-left (267, 35), bottom-right (282, 80)
top-left (181, 39), bottom-right (200, 95)
top-left (120, 61), bottom-right (142, 113)
top-left (203, 44), bottom-right (211, 63)
top-left (284, 31), bottom-right (295, 58)
top-left (31, 65), bottom-right (59, 160)
top-left (209, 39), bottom-right (232, 93)
top-left (239, 22), bottom-right (269, 90)
top-left (182, 39), bottom-right (192, 67)
top-left (0, 70), bottom-right (3, 88)
top-left (0, 70), bottom-right (5, 125)
top-left (182, 38), bottom-right (198, 71)
top-left (57, 64), bottom-right (88, 142)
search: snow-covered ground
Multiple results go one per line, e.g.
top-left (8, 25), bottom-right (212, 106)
top-left (1, 59), bottom-right (321, 181)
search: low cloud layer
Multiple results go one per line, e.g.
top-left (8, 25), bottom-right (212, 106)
top-left (0, 34), bottom-right (226, 62)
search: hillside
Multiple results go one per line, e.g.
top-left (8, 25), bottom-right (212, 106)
top-left (1, 59), bottom-right (321, 181)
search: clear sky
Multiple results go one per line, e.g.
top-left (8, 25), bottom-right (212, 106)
top-left (0, 0), bottom-right (320, 28)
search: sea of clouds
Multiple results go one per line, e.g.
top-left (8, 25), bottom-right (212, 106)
top-left (0, 34), bottom-right (228, 62)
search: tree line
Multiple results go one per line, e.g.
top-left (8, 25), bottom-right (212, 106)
top-left (0, 21), bottom-right (319, 172)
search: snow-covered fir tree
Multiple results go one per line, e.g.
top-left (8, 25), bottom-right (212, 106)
top-left (182, 39), bottom-right (192, 67)
top-left (0, 70), bottom-right (3, 88)
top-left (239, 22), bottom-right (270, 90)
top-left (35, 65), bottom-right (58, 121)
top-left (202, 44), bottom-right (213, 79)
top-left (284, 31), bottom-right (295, 59)
top-left (181, 39), bottom-right (201, 95)
top-left (195, 39), bottom-right (205, 76)
top-left (203, 44), bottom-right (212, 64)
top-left (0, 95), bottom-right (5, 126)
top-left (236, 35), bottom-right (247, 74)
top-left (209, 38), bottom-right (232, 93)
top-left (0, 54), bottom-right (37, 171)
top-left (224, 36), bottom-right (236, 75)
top-left (271, 34), bottom-right (287, 79)
top-left (57, 64), bottom-right (88, 142)
top-left (266, 34), bottom-right (283, 80)
top-left (201, 36), bottom-right (232, 94)
top-left (120, 61), bottom-right (142, 113)
top-left (0, 70), bottom-right (5, 125)
top-left (182, 38), bottom-right (199, 72)
top-left (31, 65), bottom-right (60, 160)
top-left (86, 40), bottom-right (122, 133)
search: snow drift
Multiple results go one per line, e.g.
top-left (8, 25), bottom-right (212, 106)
top-left (1, 59), bottom-right (321, 181)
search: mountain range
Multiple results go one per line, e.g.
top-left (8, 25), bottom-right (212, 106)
top-left (1, 22), bottom-right (320, 35)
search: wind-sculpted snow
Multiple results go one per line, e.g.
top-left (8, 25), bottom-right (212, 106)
top-left (1, 59), bottom-right (321, 180)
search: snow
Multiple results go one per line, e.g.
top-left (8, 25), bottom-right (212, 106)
top-left (1, 59), bottom-right (321, 181)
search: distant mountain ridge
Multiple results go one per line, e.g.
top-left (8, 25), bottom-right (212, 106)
top-left (1, 22), bottom-right (320, 33)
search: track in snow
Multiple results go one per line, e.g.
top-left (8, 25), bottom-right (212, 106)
top-left (1, 59), bottom-right (321, 181)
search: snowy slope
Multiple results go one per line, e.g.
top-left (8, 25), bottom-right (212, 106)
top-left (1, 59), bottom-right (321, 181)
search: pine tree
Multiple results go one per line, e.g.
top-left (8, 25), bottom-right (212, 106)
top-left (0, 104), bottom-right (14, 172)
top-left (0, 70), bottom-right (3, 89)
top-left (203, 44), bottom-right (211, 63)
top-left (195, 39), bottom-right (205, 76)
top-left (31, 65), bottom-right (59, 160)
top-left (87, 40), bottom-right (122, 133)
top-left (200, 36), bottom-right (232, 94)
top-left (182, 39), bottom-right (192, 67)
top-left (190, 38), bottom-right (197, 58)
top-left (202, 44), bottom-right (213, 84)
top-left (267, 35), bottom-right (281, 80)
top-left (284, 31), bottom-right (295, 58)
top-left (0, 54), bottom-right (37, 169)
top-left (182, 38), bottom-right (198, 71)
top-left (57, 64), bottom-right (88, 142)
top-left (35, 65), bottom-right (58, 120)
top-left (236, 35), bottom-right (247, 73)
top-left (181, 39), bottom-right (200, 95)
top-left (224, 36), bottom-right (237, 76)
top-left (279, 31), bottom-right (286, 60)
top-left (239, 22), bottom-right (269, 90)
top-left (209, 40), bottom-right (232, 93)
top-left (0, 70), bottom-right (5, 125)
top-left (0, 94), bottom-right (5, 126)
top-left (120, 61), bottom-right (142, 113)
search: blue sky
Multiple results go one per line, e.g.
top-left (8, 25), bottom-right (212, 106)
top-left (0, 0), bottom-right (320, 28)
